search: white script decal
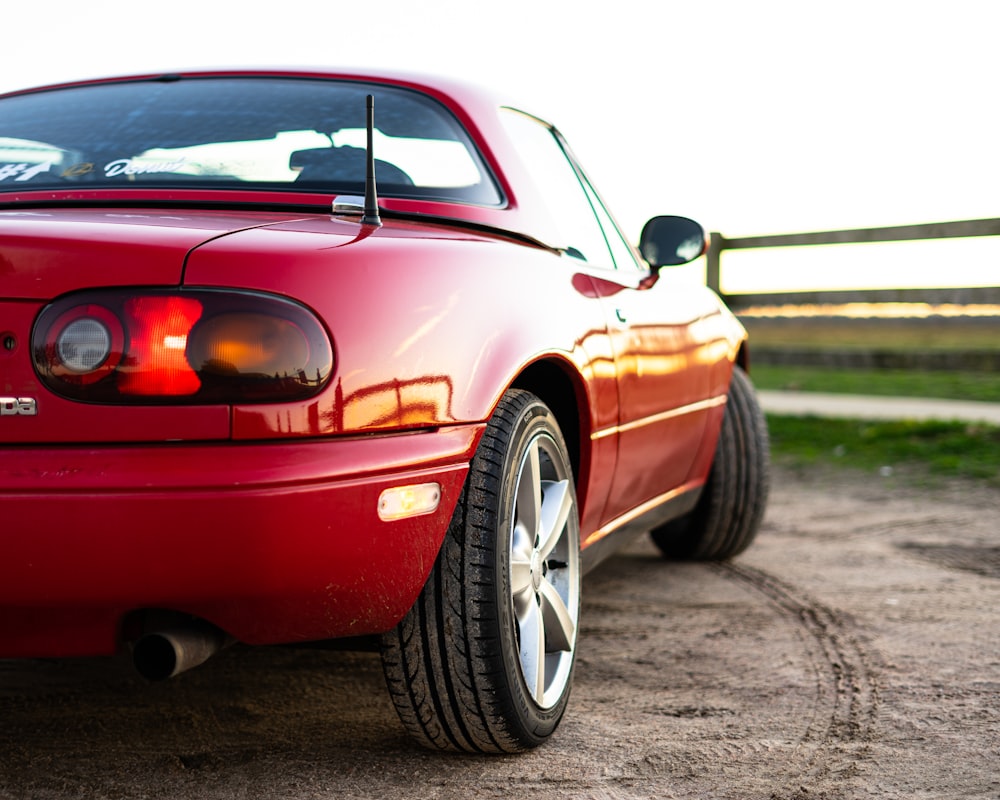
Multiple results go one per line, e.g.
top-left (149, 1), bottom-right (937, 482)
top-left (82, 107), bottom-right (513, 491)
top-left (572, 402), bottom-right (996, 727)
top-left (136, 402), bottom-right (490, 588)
top-left (0, 162), bottom-right (55, 182)
top-left (104, 158), bottom-right (187, 177)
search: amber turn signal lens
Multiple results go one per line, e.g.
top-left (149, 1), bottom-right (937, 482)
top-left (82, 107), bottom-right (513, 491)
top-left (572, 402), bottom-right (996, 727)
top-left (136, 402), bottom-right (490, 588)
top-left (189, 313), bottom-right (309, 378)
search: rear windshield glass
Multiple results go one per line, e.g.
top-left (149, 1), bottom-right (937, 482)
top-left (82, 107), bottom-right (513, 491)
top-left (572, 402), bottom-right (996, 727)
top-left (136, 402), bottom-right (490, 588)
top-left (0, 77), bottom-right (502, 206)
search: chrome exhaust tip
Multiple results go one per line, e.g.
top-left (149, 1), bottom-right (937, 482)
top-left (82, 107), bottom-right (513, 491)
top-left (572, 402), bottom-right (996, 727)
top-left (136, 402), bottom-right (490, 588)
top-left (133, 625), bottom-right (231, 681)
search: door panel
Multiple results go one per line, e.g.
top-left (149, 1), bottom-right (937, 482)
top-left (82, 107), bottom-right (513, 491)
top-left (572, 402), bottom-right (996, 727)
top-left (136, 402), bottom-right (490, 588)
top-left (586, 274), bottom-right (724, 524)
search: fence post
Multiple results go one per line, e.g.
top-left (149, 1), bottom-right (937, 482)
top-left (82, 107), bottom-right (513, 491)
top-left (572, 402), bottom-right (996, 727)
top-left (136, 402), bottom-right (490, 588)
top-left (707, 232), bottom-right (724, 295)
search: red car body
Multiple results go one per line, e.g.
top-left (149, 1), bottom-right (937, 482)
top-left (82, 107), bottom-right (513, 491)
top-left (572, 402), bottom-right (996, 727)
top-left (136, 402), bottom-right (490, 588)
top-left (0, 68), bottom-right (764, 751)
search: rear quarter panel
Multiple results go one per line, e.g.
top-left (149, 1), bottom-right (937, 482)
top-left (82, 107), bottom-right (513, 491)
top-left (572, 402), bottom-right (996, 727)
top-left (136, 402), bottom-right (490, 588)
top-left (183, 216), bottom-right (749, 544)
top-left (183, 217), bottom-right (615, 437)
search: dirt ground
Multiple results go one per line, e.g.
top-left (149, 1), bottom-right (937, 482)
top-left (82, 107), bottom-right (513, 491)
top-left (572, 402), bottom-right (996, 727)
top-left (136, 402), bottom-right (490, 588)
top-left (1, 466), bottom-right (998, 800)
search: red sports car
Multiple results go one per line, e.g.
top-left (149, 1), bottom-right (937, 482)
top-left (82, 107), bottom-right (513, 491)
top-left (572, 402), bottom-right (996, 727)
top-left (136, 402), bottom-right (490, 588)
top-left (0, 69), bottom-right (768, 753)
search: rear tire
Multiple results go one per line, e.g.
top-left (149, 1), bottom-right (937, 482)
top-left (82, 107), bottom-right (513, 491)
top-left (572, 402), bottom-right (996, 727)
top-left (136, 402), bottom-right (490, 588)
top-left (651, 366), bottom-right (769, 561)
top-left (380, 389), bottom-right (580, 752)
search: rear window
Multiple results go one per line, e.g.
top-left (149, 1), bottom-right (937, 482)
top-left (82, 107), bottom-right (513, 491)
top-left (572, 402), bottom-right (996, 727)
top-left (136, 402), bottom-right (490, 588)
top-left (0, 76), bottom-right (502, 206)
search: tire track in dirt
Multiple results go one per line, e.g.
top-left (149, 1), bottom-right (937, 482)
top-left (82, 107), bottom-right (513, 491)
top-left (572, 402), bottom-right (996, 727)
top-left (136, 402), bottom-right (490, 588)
top-left (11, 465), bottom-right (998, 799)
top-left (714, 562), bottom-right (881, 795)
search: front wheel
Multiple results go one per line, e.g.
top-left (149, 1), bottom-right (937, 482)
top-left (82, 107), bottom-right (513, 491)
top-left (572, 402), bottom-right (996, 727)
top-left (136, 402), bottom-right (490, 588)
top-left (380, 389), bottom-right (580, 753)
top-left (651, 365), bottom-right (770, 561)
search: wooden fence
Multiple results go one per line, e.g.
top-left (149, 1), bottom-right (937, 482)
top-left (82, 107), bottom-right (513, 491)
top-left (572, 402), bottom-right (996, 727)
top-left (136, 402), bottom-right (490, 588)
top-left (706, 218), bottom-right (1000, 310)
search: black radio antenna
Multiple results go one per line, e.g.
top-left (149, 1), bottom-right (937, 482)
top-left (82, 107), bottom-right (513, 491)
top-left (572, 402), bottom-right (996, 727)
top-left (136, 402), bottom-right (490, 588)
top-left (361, 94), bottom-right (382, 227)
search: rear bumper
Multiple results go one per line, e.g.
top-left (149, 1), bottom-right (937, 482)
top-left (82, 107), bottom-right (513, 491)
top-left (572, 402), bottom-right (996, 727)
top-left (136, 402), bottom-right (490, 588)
top-left (0, 424), bottom-right (482, 657)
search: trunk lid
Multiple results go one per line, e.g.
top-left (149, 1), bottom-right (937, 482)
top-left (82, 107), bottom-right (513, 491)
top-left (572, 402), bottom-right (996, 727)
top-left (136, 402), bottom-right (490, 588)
top-left (0, 208), bottom-right (307, 298)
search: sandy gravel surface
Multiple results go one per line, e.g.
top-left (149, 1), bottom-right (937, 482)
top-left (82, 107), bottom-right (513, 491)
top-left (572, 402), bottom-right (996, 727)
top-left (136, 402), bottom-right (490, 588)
top-left (1, 467), bottom-right (997, 799)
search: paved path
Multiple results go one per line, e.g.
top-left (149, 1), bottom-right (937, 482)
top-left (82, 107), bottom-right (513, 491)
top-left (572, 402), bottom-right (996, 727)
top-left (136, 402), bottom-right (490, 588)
top-left (758, 390), bottom-right (1000, 425)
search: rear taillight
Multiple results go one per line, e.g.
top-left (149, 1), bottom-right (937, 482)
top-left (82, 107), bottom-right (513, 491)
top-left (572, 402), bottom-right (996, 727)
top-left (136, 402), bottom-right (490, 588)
top-left (33, 289), bottom-right (333, 404)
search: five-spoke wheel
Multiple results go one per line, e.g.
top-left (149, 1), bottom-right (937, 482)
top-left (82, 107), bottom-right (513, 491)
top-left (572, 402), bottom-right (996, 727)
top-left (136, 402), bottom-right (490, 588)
top-left (509, 426), bottom-right (579, 709)
top-left (381, 389), bottom-right (580, 752)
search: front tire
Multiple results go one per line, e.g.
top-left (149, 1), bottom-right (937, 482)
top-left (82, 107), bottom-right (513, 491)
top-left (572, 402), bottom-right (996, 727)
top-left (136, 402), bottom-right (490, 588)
top-left (380, 390), bottom-right (580, 753)
top-left (651, 365), bottom-right (770, 560)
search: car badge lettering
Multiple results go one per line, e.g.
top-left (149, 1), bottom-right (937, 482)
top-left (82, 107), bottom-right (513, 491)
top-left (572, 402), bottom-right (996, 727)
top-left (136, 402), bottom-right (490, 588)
top-left (0, 397), bottom-right (37, 416)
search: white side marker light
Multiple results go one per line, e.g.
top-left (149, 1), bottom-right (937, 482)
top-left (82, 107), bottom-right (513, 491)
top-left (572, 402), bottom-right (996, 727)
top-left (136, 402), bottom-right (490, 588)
top-left (378, 483), bottom-right (442, 521)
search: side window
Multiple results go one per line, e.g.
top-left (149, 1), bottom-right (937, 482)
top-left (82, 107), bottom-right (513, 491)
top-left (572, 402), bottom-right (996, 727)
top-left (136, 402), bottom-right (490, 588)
top-left (579, 176), bottom-right (644, 272)
top-left (500, 110), bottom-right (613, 267)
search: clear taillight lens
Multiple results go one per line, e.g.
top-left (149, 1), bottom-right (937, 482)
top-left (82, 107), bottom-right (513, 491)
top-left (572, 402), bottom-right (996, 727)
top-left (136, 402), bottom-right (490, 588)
top-left (45, 303), bottom-right (125, 385)
top-left (33, 289), bottom-right (333, 404)
top-left (57, 319), bottom-right (112, 371)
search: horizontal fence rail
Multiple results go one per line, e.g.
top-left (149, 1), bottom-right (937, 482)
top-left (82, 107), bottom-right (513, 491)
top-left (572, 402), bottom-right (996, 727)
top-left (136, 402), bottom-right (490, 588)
top-left (707, 217), bottom-right (1000, 310)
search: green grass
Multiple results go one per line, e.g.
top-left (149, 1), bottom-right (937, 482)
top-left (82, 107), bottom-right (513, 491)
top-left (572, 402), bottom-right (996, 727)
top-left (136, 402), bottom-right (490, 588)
top-left (766, 414), bottom-right (1000, 487)
top-left (741, 313), bottom-right (1000, 485)
top-left (752, 364), bottom-right (1000, 403)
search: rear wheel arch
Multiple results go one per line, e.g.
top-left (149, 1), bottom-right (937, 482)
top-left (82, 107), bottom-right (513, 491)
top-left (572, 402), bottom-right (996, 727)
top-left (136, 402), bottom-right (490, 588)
top-left (511, 359), bottom-right (585, 486)
top-left (736, 341), bottom-right (751, 374)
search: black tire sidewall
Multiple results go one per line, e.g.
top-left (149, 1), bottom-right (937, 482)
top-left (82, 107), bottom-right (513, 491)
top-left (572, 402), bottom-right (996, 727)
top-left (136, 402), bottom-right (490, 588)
top-left (650, 365), bottom-right (769, 561)
top-left (486, 392), bottom-right (579, 743)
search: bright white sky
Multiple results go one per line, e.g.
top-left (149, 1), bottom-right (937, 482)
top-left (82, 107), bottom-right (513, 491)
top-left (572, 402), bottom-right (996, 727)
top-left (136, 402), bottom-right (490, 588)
top-left (3, 0), bottom-right (998, 293)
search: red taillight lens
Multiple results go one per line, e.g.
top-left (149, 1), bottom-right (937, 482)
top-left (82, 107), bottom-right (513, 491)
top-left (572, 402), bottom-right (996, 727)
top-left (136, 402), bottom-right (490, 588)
top-left (119, 296), bottom-right (203, 396)
top-left (33, 289), bottom-right (333, 404)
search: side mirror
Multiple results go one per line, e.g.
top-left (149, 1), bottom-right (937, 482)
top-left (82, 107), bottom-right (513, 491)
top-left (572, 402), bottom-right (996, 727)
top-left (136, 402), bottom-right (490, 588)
top-left (639, 216), bottom-right (708, 268)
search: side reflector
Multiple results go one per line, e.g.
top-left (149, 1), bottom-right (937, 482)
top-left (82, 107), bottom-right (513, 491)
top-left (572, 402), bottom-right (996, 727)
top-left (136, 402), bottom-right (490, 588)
top-left (378, 483), bottom-right (442, 521)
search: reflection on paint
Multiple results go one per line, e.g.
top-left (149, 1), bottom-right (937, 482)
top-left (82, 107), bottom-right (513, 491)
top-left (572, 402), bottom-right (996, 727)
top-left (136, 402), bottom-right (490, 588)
top-left (332, 374), bottom-right (456, 431)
